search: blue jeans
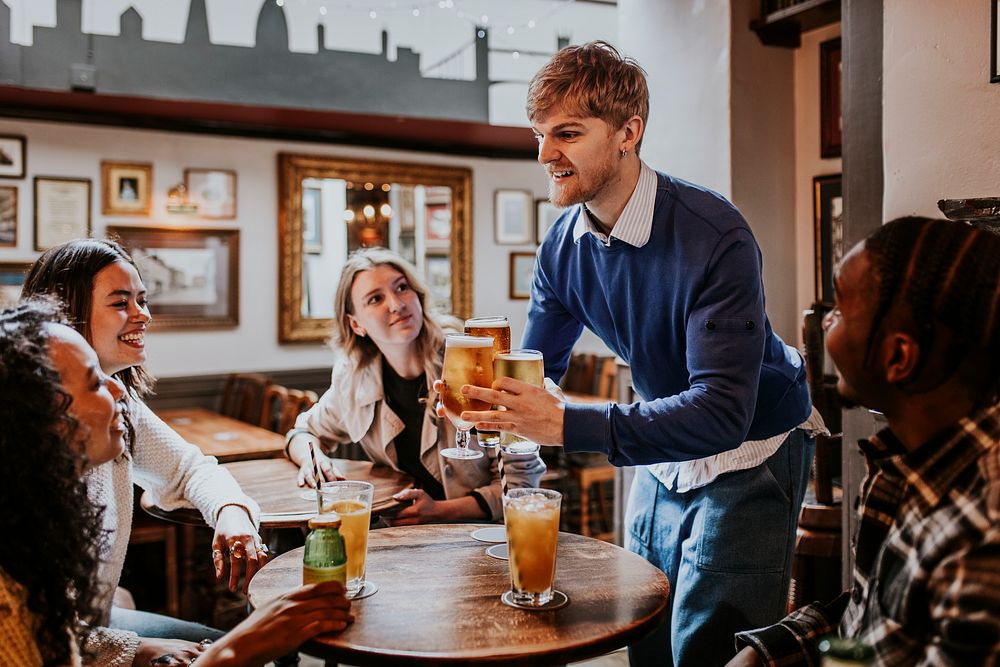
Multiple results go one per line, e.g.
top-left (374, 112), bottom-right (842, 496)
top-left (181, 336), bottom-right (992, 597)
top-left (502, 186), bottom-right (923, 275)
top-left (626, 430), bottom-right (814, 667)
top-left (109, 606), bottom-right (224, 642)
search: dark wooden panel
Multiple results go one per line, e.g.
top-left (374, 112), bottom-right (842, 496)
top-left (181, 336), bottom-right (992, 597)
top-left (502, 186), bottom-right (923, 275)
top-left (146, 367), bottom-right (332, 412)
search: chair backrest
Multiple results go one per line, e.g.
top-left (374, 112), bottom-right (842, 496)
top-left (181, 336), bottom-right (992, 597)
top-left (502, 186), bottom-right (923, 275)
top-left (259, 383), bottom-right (289, 433)
top-left (595, 357), bottom-right (618, 400)
top-left (220, 373), bottom-right (271, 425)
top-left (561, 353), bottom-right (598, 394)
top-left (279, 389), bottom-right (319, 435)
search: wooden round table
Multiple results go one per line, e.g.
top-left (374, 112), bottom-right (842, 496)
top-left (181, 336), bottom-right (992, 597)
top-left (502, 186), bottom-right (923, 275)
top-left (143, 458), bottom-right (413, 528)
top-left (248, 523), bottom-right (669, 665)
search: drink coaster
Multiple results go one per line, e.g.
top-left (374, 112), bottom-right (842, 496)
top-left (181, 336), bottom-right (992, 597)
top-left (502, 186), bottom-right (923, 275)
top-left (485, 543), bottom-right (508, 560)
top-left (348, 581), bottom-right (378, 600)
top-left (500, 589), bottom-right (568, 611)
top-left (470, 526), bottom-right (506, 543)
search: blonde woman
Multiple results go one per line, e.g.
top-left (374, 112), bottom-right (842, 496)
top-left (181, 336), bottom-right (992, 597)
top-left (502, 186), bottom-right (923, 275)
top-left (286, 248), bottom-right (544, 524)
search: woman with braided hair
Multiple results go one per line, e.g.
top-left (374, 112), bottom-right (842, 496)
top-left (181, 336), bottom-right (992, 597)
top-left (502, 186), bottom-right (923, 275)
top-left (730, 217), bottom-right (1000, 666)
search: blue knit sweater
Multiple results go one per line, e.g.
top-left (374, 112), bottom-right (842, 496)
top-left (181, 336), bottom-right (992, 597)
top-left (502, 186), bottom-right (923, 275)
top-left (522, 172), bottom-right (812, 466)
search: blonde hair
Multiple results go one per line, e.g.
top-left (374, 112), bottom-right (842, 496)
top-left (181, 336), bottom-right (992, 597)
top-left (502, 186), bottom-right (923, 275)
top-left (333, 247), bottom-right (457, 401)
top-left (526, 41), bottom-right (649, 154)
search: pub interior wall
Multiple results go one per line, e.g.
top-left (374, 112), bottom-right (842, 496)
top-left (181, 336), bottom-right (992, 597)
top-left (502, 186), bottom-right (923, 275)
top-left (0, 117), bottom-right (547, 377)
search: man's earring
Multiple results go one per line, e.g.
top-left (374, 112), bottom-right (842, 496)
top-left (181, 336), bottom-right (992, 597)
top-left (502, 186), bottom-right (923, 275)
top-left (620, 148), bottom-right (627, 159)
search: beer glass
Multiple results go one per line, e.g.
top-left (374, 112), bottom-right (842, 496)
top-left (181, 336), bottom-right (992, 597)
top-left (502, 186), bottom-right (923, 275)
top-left (463, 316), bottom-right (511, 449)
top-left (503, 488), bottom-right (563, 607)
top-left (495, 349), bottom-right (544, 455)
top-left (318, 480), bottom-right (375, 598)
top-left (439, 334), bottom-right (493, 460)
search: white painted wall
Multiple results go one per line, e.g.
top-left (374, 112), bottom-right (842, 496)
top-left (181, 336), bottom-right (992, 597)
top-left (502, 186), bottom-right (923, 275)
top-left (794, 23), bottom-right (842, 340)
top-left (882, 0), bottom-right (1000, 219)
top-left (0, 117), bottom-right (547, 377)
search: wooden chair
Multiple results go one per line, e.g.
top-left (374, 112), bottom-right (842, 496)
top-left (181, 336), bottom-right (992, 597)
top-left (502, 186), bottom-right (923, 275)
top-left (560, 353), bottom-right (598, 394)
top-left (127, 491), bottom-right (180, 617)
top-left (788, 304), bottom-right (844, 612)
top-left (259, 383), bottom-right (289, 434)
top-left (279, 388), bottom-right (319, 434)
top-left (220, 373), bottom-right (271, 425)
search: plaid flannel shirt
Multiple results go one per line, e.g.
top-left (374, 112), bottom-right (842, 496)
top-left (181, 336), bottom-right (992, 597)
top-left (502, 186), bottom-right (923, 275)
top-left (736, 401), bottom-right (1000, 666)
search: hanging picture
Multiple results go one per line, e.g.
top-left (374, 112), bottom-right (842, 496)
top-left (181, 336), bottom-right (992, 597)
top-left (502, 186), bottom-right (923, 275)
top-left (0, 186), bottom-right (17, 247)
top-left (301, 185), bottom-right (322, 254)
top-left (185, 168), bottom-right (237, 219)
top-left (34, 176), bottom-right (92, 251)
top-left (509, 252), bottom-right (536, 300)
top-left (820, 38), bottom-right (842, 158)
top-left (425, 203), bottom-right (452, 245)
top-left (102, 161), bottom-right (152, 216)
top-left (0, 135), bottom-right (26, 179)
top-left (0, 262), bottom-right (30, 308)
top-left (424, 252), bottom-right (452, 312)
top-left (495, 190), bottom-right (533, 245)
top-left (536, 199), bottom-right (562, 244)
top-left (813, 174), bottom-right (843, 305)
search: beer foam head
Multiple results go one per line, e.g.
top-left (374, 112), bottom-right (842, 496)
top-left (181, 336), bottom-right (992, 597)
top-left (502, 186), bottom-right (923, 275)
top-left (464, 316), bottom-right (509, 329)
top-left (496, 349), bottom-right (543, 362)
top-left (445, 334), bottom-right (494, 348)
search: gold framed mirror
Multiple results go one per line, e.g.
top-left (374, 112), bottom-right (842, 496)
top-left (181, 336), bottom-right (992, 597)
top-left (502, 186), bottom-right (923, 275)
top-left (278, 152), bottom-right (472, 343)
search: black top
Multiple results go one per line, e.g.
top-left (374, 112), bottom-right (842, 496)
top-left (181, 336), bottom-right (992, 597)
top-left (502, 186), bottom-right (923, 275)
top-left (381, 358), bottom-right (445, 500)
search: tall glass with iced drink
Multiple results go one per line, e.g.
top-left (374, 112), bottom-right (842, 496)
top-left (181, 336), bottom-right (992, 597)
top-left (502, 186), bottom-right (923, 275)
top-left (463, 316), bottom-right (511, 448)
top-left (439, 334), bottom-right (494, 460)
top-left (503, 488), bottom-right (562, 606)
top-left (318, 480), bottom-right (374, 598)
top-left (494, 349), bottom-right (544, 455)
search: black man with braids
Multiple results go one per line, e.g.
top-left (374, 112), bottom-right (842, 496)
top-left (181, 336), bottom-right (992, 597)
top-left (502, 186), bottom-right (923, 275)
top-left (728, 216), bottom-right (1000, 666)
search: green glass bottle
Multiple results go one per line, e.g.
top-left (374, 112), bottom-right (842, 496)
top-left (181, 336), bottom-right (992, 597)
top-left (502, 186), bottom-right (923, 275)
top-left (302, 514), bottom-right (347, 585)
top-left (817, 636), bottom-right (875, 667)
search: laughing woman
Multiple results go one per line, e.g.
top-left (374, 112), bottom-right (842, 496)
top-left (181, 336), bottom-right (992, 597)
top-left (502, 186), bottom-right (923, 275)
top-left (22, 239), bottom-right (264, 659)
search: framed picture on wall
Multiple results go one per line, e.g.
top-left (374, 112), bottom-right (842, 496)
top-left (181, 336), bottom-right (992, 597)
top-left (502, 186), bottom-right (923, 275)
top-left (102, 161), bottom-right (152, 216)
top-left (0, 185), bottom-right (17, 247)
top-left (301, 186), bottom-right (322, 254)
top-left (495, 189), bottom-right (533, 245)
top-left (813, 174), bottom-right (843, 306)
top-left (509, 251), bottom-right (536, 300)
top-left (0, 135), bottom-right (26, 179)
top-left (425, 202), bottom-right (451, 245)
top-left (424, 252), bottom-right (452, 312)
top-left (185, 168), bottom-right (237, 219)
top-left (0, 262), bottom-right (30, 309)
top-left (992, 0), bottom-right (1000, 82)
top-left (107, 225), bottom-right (239, 329)
top-left (536, 199), bottom-right (562, 244)
top-left (820, 38), bottom-right (842, 158)
top-left (34, 176), bottom-right (92, 251)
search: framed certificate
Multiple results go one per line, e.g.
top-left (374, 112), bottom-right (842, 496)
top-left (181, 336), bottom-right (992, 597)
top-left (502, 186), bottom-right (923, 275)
top-left (34, 176), bottom-right (92, 251)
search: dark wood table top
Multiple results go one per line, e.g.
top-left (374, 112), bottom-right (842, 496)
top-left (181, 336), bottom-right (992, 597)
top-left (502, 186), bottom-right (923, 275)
top-left (155, 407), bottom-right (286, 462)
top-left (142, 458), bottom-right (413, 529)
top-left (248, 524), bottom-right (670, 666)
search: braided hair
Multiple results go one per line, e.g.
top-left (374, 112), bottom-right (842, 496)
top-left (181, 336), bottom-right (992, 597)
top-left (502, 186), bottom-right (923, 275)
top-left (0, 298), bottom-right (106, 665)
top-left (863, 216), bottom-right (1000, 402)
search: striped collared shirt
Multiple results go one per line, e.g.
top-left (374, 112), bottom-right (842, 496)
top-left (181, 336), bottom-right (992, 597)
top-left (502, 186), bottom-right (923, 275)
top-left (736, 400), bottom-right (1000, 666)
top-left (572, 159), bottom-right (822, 491)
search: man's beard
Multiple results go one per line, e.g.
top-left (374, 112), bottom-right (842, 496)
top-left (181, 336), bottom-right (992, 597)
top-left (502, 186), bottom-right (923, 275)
top-left (547, 154), bottom-right (616, 208)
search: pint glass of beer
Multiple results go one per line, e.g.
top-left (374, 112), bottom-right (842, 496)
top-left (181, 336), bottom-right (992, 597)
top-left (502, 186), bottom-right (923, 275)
top-left (439, 334), bottom-right (494, 460)
top-left (463, 316), bottom-right (511, 448)
top-left (504, 488), bottom-right (562, 607)
top-left (494, 349), bottom-right (544, 455)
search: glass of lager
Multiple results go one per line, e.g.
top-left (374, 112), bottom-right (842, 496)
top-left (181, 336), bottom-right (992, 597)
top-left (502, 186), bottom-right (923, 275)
top-left (439, 334), bottom-right (494, 460)
top-left (318, 480), bottom-right (375, 598)
top-left (494, 349), bottom-right (544, 455)
top-left (463, 316), bottom-right (511, 449)
top-left (503, 488), bottom-right (563, 607)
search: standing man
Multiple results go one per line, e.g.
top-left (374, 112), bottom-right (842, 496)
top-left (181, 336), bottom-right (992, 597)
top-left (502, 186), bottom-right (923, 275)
top-left (461, 42), bottom-right (820, 666)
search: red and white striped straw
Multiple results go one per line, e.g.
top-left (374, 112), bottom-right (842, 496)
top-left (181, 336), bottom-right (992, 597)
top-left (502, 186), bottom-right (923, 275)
top-left (309, 441), bottom-right (322, 513)
top-left (497, 449), bottom-right (509, 497)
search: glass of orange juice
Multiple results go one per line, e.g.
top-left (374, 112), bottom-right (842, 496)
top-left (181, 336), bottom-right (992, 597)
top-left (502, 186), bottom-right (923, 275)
top-left (318, 480), bottom-right (374, 598)
top-left (502, 488), bottom-right (563, 608)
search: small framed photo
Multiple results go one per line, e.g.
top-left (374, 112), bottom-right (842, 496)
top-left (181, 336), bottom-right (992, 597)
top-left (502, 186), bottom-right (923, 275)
top-left (536, 199), bottom-right (562, 244)
top-left (102, 161), bottom-right (152, 216)
top-left (820, 38), bottom-right (842, 158)
top-left (813, 174), bottom-right (843, 306)
top-left (107, 225), bottom-right (239, 329)
top-left (185, 168), bottom-right (237, 219)
top-left (425, 202), bottom-right (452, 245)
top-left (495, 189), bottom-right (533, 245)
top-left (0, 262), bottom-right (30, 309)
top-left (424, 252), bottom-right (452, 312)
top-left (509, 251), bottom-right (536, 300)
top-left (34, 176), bottom-right (92, 251)
top-left (0, 135), bottom-right (26, 179)
top-left (301, 186), bottom-right (322, 254)
top-left (0, 185), bottom-right (17, 247)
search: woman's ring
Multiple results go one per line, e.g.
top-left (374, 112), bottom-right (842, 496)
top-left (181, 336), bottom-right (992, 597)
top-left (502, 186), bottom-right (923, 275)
top-left (231, 540), bottom-right (245, 559)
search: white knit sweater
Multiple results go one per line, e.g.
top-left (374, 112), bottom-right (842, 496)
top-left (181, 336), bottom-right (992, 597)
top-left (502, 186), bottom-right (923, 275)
top-left (82, 397), bottom-right (261, 666)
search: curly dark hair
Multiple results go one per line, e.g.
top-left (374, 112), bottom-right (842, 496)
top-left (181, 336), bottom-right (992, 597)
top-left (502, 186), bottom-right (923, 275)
top-left (0, 298), bottom-right (106, 666)
top-left (22, 238), bottom-right (155, 398)
top-left (863, 216), bottom-right (1000, 402)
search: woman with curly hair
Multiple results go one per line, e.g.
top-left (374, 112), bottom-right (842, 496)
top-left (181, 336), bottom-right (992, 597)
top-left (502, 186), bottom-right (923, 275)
top-left (0, 299), bottom-right (355, 667)
top-left (285, 247), bottom-right (545, 525)
top-left (22, 239), bottom-right (264, 662)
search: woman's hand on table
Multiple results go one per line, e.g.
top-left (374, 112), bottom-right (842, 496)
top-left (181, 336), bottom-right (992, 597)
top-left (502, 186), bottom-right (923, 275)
top-left (388, 488), bottom-right (438, 525)
top-left (212, 505), bottom-right (267, 593)
top-left (295, 448), bottom-right (345, 488)
top-left (196, 581), bottom-right (353, 667)
top-left (133, 638), bottom-right (204, 666)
